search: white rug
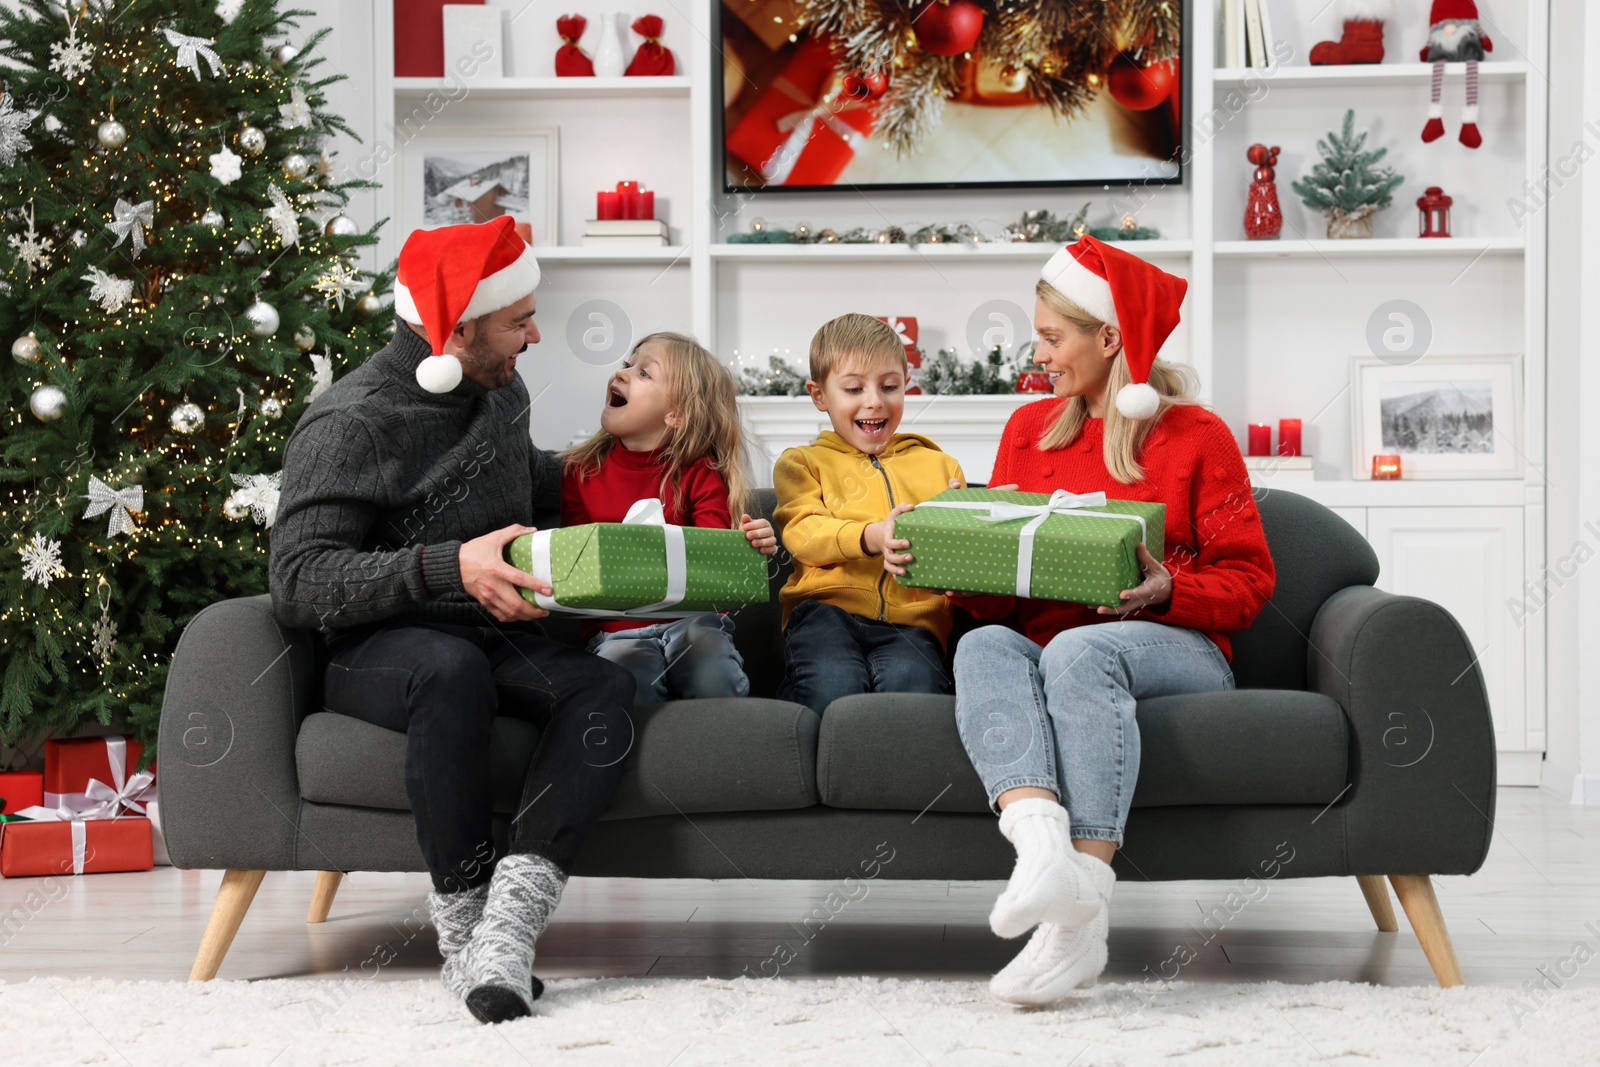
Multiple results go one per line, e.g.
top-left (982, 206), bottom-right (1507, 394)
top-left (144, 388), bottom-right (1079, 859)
top-left (2, 975), bottom-right (1593, 1066)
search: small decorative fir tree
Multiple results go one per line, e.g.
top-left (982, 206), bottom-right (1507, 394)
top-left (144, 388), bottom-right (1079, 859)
top-left (0, 0), bottom-right (394, 749)
top-left (1291, 109), bottom-right (1404, 237)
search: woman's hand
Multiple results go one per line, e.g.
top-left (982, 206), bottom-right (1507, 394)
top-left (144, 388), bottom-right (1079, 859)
top-left (460, 524), bottom-right (552, 622)
top-left (739, 514), bottom-right (778, 556)
top-left (862, 502), bottom-right (915, 557)
top-left (988, 483), bottom-right (1019, 492)
top-left (1097, 543), bottom-right (1172, 615)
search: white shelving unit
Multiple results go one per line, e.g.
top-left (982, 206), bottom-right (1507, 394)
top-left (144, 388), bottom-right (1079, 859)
top-left (369, 0), bottom-right (1549, 774)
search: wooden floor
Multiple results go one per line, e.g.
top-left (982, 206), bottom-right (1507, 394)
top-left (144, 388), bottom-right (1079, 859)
top-left (3, 786), bottom-right (1597, 988)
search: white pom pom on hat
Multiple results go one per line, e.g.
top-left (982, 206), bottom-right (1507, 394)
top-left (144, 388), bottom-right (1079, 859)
top-left (1040, 236), bottom-right (1189, 419)
top-left (393, 215), bottom-right (541, 393)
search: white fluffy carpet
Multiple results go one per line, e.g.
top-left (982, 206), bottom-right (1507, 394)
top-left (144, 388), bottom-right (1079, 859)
top-left (3, 975), bottom-right (1594, 1066)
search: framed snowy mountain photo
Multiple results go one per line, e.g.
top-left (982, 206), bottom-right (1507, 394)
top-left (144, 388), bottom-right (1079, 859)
top-left (1350, 354), bottom-right (1524, 480)
top-left (397, 126), bottom-right (558, 245)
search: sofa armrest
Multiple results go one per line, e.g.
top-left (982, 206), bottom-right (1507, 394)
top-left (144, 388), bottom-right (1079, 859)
top-left (1307, 585), bottom-right (1496, 876)
top-left (156, 595), bottom-right (314, 871)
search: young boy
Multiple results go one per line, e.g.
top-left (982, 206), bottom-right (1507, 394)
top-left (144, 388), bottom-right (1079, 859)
top-left (773, 313), bottom-right (965, 712)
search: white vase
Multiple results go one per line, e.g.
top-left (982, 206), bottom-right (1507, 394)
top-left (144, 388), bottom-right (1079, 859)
top-left (592, 12), bottom-right (628, 78)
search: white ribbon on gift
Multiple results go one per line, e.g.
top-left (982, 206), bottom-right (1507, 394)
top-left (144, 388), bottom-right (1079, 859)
top-left (44, 736), bottom-right (156, 817)
top-left (916, 489), bottom-right (1149, 598)
top-left (525, 498), bottom-right (706, 619)
top-left (761, 76), bottom-right (871, 185)
top-left (6, 805), bottom-right (94, 874)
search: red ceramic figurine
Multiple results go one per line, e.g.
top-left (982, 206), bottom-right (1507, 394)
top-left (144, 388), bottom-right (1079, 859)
top-left (1244, 143), bottom-right (1283, 240)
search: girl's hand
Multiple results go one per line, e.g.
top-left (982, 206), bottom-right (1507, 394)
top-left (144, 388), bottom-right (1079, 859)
top-left (862, 502), bottom-right (915, 557)
top-left (739, 514), bottom-right (778, 556)
top-left (1097, 543), bottom-right (1172, 615)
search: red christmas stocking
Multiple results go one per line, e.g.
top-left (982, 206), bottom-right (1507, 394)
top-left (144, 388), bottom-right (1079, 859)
top-left (555, 15), bottom-right (595, 77)
top-left (625, 15), bottom-right (675, 76)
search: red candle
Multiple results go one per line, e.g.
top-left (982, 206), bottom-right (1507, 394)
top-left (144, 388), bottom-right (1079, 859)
top-left (639, 190), bottom-right (655, 220)
top-left (1277, 418), bottom-right (1302, 457)
top-left (622, 191), bottom-right (644, 219)
top-left (597, 190), bottom-right (621, 220)
top-left (1247, 423), bottom-right (1272, 456)
top-left (1372, 455), bottom-right (1403, 480)
top-left (615, 180), bottom-right (640, 195)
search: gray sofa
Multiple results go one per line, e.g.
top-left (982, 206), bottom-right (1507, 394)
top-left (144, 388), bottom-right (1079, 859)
top-left (159, 488), bottom-right (1495, 986)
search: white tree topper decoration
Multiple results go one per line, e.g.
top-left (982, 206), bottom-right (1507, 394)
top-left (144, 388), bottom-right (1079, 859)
top-left (230, 471), bottom-right (282, 527)
top-left (20, 533), bottom-right (65, 588)
top-left (162, 28), bottom-right (223, 80)
top-left (83, 266), bottom-right (134, 313)
top-left (83, 475), bottom-right (144, 537)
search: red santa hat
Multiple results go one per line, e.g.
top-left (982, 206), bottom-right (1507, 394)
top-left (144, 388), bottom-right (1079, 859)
top-left (394, 215), bottom-right (541, 393)
top-left (1039, 235), bottom-right (1188, 419)
top-left (1427, 0), bottom-right (1480, 23)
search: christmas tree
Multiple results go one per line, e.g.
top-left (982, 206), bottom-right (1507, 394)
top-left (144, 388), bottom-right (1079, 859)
top-left (0, 0), bottom-right (394, 749)
top-left (1291, 109), bottom-right (1404, 230)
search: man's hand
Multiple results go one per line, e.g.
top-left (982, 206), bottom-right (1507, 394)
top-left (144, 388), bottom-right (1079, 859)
top-left (459, 524), bottom-right (552, 622)
top-left (862, 502), bottom-right (915, 558)
top-left (739, 513), bottom-right (778, 556)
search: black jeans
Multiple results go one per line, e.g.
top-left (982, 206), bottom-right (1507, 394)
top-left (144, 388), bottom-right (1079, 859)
top-left (322, 622), bottom-right (635, 892)
top-left (776, 600), bottom-right (950, 712)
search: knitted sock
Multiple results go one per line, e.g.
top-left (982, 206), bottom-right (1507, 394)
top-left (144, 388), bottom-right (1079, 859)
top-left (430, 884), bottom-right (547, 1003)
top-left (989, 799), bottom-right (1112, 939)
top-left (989, 901), bottom-right (1112, 1006)
top-left (455, 854), bottom-right (566, 1025)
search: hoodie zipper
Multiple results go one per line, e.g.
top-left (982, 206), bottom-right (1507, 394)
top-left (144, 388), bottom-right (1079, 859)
top-left (870, 455), bottom-right (896, 621)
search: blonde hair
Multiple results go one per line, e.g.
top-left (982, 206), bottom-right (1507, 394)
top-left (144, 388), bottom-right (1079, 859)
top-left (808, 313), bottom-right (907, 384)
top-left (565, 332), bottom-right (754, 519)
top-left (1034, 279), bottom-right (1198, 483)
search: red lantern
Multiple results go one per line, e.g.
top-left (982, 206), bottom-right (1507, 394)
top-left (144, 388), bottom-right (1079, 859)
top-left (1417, 186), bottom-right (1452, 238)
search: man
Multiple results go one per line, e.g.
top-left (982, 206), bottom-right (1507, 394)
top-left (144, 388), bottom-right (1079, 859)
top-left (270, 215), bottom-right (633, 1025)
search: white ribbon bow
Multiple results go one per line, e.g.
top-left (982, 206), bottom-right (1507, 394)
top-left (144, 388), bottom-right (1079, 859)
top-left (43, 737), bottom-right (156, 818)
top-left (83, 475), bottom-right (144, 537)
top-left (525, 498), bottom-right (702, 619)
top-left (885, 317), bottom-right (914, 348)
top-left (106, 198), bottom-right (155, 256)
top-left (762, 76), bottom-right (871, 184)
top-left (919, 490), bottom-right (1147, 598)
top-left (163, 28), bottom-right (223, 80)
top-left (7, 806), bottom-right (94, 874)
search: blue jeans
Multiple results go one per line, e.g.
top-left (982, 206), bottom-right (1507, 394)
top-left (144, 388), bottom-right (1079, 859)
top-left (953, 622), bottom-right (1234, 844)
top-left (777, 600), bottom-right (950, 712)
top-left (587, 614), bottom-right (749, 705)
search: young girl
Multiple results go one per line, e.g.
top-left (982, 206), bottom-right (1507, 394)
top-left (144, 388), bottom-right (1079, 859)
top-left (562, 331), bottom-right (778, 704)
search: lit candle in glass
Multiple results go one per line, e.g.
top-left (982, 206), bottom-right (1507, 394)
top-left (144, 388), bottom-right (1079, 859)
top-left (1372, 455), bottom-right (1403, 480)
top-left (1247, 423), bottom-right (1272, 456)
top-left (1277, 418), bottom-right (1302, 457)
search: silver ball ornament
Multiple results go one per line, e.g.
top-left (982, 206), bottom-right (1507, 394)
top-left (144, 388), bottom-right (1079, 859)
top-left (29, 384), bottom-right (66, 422)
top-left (237, 126), bottom-right (266, 155)
top-left (281, 152), bottom-right (310, 180)
top-left (271, 44), bottom-right (299, 66)
top-left (169, 401), bottom-right (205, 434)
top-left (200, 208), bottom-right (225, 230)
top-left (244, 298), bottom-right (281, 337)
top-left (292, 324), bottom-right (316, 351)
top-left (11, 333), bottom-right (42, 366)
top-left (356, 294), bottom-right (382, 318)
top-left (817, 228), bottom-right (839, 244)
top-left (97, 119), bottom-right (128, 149)
top-left (323, 214), bottom-right (359, 237)
top-left (260, 396), bottom-right (283, 419)
top-left (222, 493), bottom-right (251, 520)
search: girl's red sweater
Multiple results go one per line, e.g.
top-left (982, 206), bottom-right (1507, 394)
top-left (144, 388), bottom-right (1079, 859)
top-left (960, 399), bottom-right (1275, 662)
top-left (560, 443), bottom-right (732, 636)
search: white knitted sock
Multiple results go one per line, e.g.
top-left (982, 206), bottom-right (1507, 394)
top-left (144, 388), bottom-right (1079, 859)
top-left (455, 854), bottom-right (566, 1024)
top-left (989, 799), bottom-right (1114, 939)
top-left (428, 884), bottom-right (489, 999)
top-left (989, 902), bottom-right (1111, 1005)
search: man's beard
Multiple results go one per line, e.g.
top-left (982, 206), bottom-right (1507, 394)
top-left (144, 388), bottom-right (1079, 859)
top-left (1428, 21), bottom-right (1482, 56)
top-left (459, 333), bottom-right (516, 388)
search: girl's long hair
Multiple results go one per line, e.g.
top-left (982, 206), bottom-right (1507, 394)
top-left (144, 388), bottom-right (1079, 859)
top-left (1034, 279), bottom-right (1198, 483)
top-left (564, 332), bottom-right (754, 519)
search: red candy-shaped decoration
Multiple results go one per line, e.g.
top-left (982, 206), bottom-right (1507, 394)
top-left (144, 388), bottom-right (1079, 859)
top-left (555, 14), bottom-right (595, 77)
top-left (625, 15), bottom-right (675, 76)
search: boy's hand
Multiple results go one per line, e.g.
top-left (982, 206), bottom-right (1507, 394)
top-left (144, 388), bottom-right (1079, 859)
top-left (739, 514), bottom-right (778, 556)
top-left (861, 502), bottom-right (915, 557)
top-left (461, 524), bottom-right (552, 622)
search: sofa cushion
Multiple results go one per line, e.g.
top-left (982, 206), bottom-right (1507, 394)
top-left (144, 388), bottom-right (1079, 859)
top-left (296, 698), bottom-right (820, 820)
top-left (815, 690), bottom-right (1349, 812)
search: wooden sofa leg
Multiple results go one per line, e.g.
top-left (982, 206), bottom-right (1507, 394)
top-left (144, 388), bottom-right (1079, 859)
top-left (307, 871), bottom-right (343, 924)
top-left (1388, 874), bottom-right (1465, 987)
top-left (190, 870), bottom-right (266, 981)
top-left (1356, 875), bottom-right (1399, 932)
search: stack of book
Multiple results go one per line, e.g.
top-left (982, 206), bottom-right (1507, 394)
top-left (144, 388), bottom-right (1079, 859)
top-left (582, 219), bottom-right (669, 248)
top-left (1243, 454), bottom-right (1314, 482)
top-left (1221, 0), bottom-right (1278, 70)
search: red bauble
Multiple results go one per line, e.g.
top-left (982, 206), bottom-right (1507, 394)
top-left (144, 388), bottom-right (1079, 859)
top-left (842, 70), bottom-right (889, 101)
top-left (1106, 53), bottom-right (1177, 110)
top-left (911, 0), bottom-right (985, 58)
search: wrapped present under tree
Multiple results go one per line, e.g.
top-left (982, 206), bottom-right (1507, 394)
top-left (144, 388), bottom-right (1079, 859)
top-left (0, 809), bottom-right (154, 877)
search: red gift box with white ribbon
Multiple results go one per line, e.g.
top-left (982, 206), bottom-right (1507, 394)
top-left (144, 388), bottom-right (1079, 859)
top-left (43, 736), bottom-right (155, 817)
top-left (0, 809), bottom-right (154, 877)
top-left (725, 36), bottom-right (878, 187)
top-left (0, 769), bottom-right (44, 815)
top-left (876, 316), bottom-right (924, 395)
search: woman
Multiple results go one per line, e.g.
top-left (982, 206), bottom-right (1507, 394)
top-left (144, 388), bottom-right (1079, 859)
top-left (885, 236), bottom-right (1275, 1005)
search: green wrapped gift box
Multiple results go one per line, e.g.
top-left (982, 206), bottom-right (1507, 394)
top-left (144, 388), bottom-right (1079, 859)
top-left (504, 510), bottom-right (770, 617)
top-left (892, 488), bottom-right (1166, 607)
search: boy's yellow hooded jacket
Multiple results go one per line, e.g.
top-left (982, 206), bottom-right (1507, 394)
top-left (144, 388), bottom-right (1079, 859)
top-left (773, 431), bottom-right (964, 646)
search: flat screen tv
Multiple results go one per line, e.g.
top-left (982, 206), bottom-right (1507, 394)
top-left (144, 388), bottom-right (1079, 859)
top-left (717, 0), bottom-right (1187, 194)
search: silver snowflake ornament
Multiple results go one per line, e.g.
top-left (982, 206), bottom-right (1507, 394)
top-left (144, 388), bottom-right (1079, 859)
top-left (0, 92), bottom-right (36, 167)
top-left (20, 532), bottom-right (65, 588)
top-left (91, 608), bottom-right (117, 663)
top-left (264, 183), bottom-right (300, 247)
top-left (8, 203), bottom-right (54, 275)
top-left (49, 20), bottom-right (95, 79)
top-left (278, 86), bottom-right (312, 129)
top-left (83, 266), bottom-right (134, 313)
top-left (209, 144), bottom-right (242, 185)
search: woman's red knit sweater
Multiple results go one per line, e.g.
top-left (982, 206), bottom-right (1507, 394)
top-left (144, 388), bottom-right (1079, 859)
top-left (960, 399), bottom-right (1275, 662)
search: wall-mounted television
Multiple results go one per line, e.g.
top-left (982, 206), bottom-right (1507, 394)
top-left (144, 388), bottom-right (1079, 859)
top-left (717, 0), bottom-right (1187, 194)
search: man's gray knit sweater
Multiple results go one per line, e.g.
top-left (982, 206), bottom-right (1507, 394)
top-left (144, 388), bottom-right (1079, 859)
top-left (269, 321), bottom-right (562, 632)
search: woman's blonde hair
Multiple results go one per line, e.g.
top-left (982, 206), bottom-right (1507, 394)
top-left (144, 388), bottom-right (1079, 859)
top-left (1034, 279), bottom-right (1198, 484)
top-left (565, 331), bottom-right (753, 519)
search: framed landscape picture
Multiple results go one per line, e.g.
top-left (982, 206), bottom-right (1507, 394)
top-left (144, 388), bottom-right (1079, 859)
top-left (1350, 355), bottom-right (1524, 480)
top-left (397, 127), bottom-right (559, 246)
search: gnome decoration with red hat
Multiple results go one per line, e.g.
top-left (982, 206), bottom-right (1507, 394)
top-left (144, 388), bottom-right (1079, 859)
top-left (1421, 0), bottom-right (1492, 148)
top-left (393, 215), bottom-right (541, 393)
top-left (1038, 236), bottom-right (1188, 420)
top-left (1309, 0), bottom-right (1392, 65)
